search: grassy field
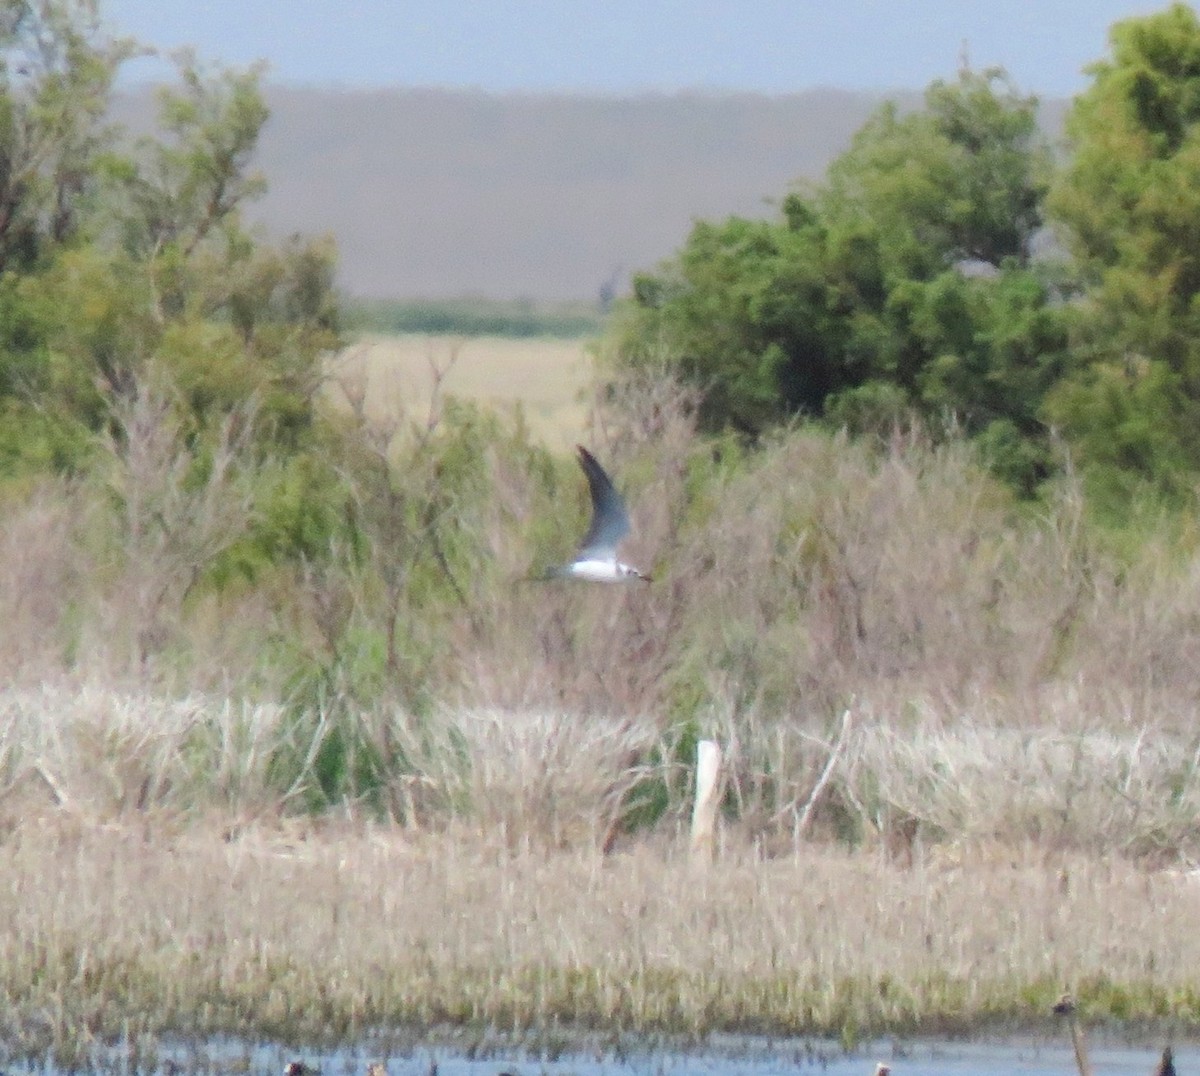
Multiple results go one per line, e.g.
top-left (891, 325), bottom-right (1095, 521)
top-left (329, 334), bottom-right (594, 449)
top-left (5, 813), bottom-right (1200, 1068)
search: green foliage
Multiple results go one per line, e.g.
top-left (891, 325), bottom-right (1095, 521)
top-left (823, 380), bottom-right (913, 440)
top-left (210, 448), bottom-right (351, 587)
top-left (125, 52), bottom-right (270, 263)
top-left (250, 401), bottom-right (566, 814)
top-left (822, 69), bottom-right (1048, 279)
top-left (616, 719), bottom-right (701, 834)
top-left (621, 212), bottom-right (841, 432)
top-left (255, 397), bottom-right (558, 724)
top-left (611, 28), bottom-right (1200, 505)
top-left (0, 0), bottom-right (136, 273)
top-left (1044, 355), bottom-right (1200, 512)
top-left (0, 13), bottom-right (339, 478)
top-left (612, 67), bottom-right (1064, 490)
top-left (909, 265), bottom-right (1070, 489)
top-left (1048, 3), bottom-right (1200, 495)
top-left (0, 2), bottom-right (354, 686)
top-left (268, 673), bottom-right (391, 814)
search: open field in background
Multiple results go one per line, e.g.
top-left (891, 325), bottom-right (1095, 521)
top-left (330, 334), bottom-right (594, 449)
top-left (5, 812), bottom-right (1200, 1066)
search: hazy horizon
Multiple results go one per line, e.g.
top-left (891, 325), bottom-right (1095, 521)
top-left (196, 85), bottom-right (923, 302)
top-left (98, 0), bottom-right (1151, 302)
top-left (104, 83), bottom-right (1068, 303)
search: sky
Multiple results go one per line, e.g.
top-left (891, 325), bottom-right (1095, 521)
top-left (101, 0), bottom-right (1179, 100)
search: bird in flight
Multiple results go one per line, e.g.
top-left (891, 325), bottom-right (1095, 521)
top-left (543, 445), bottom-right (651, 584)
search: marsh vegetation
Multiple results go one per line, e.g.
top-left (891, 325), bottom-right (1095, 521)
top-left (6, 813), bottom-right (1200, 1071)
top-left (6, 0), bottom-right (1200, 1063)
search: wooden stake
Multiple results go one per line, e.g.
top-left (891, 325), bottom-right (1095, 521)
top-left (690, 739), bottom-right (722, 863)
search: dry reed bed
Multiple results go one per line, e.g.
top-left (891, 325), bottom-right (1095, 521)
top-left (6, 688), bottom-right (1200, 858)
top-left (2, 816), bottom-right (1199, 1067)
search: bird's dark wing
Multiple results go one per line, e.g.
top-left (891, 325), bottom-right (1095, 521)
top-left (574, 445), bottom-right (630, 558)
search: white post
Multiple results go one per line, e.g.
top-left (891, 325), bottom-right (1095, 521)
top-left (690, 739), bottom-right (722, 863)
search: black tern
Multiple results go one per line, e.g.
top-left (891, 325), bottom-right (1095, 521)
top-left (543, 445), bottom-right (650, 583)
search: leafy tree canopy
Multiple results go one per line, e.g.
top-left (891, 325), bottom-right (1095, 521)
top-left (1047, 2), bottom-right (1200, 499)
top-left (0, 1), bottom-right (339, 480)
top-left (613, 68), bottom-right (1065, 491)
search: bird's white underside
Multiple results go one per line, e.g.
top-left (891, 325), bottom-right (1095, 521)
top-left (565, 558), bottom-right (639, 583)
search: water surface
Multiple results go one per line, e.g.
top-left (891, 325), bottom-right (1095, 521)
top-left (243, 1037), bottom-right (1199, 1076)
top-left (12, 1035), bottom-right (1194, 1076)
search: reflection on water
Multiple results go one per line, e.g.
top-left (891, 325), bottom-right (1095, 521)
top-left (222, 1038), bottom-right (1199, 1076)
top-left (10, 1036), bottom-right (1197, 1076)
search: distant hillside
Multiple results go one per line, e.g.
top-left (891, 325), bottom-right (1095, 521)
top-left (111, 85), bottom-right (1064, 303)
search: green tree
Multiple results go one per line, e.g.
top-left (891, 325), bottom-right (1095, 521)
top-left (1047, 3), bottom-right (1200, 494)
top-left (118, 52), bottom-right (268, 265)
top-left (816, 67), bottom-right (1053, 399)
top-left (614, 67), bottom-right (1063, 489)
top-left (99, 52), bottom-right (337, 445)
top-left (822, 68), bottom-right (1049, 284)
top-left (0, 11), bottom-right (339, 475)
top-left (0, 0), bottom-right (137, 472)
top-left (0, 0), bottom-right (135, 273)
top-left (620, 212), bottom-right (840, 433)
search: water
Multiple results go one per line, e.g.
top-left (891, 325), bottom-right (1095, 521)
top-left (8, 1035), bottom-right (1194, 1076)
top-left (223, 1036), bottom-right (1198, 1076)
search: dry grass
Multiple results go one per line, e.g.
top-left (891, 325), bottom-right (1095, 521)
top-left (4, 686), bottom-right (1200, 872)
top-left (329, 334), bottom-right (593, 450)
top-left (3, 815), bottom-right (1200, 1065)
